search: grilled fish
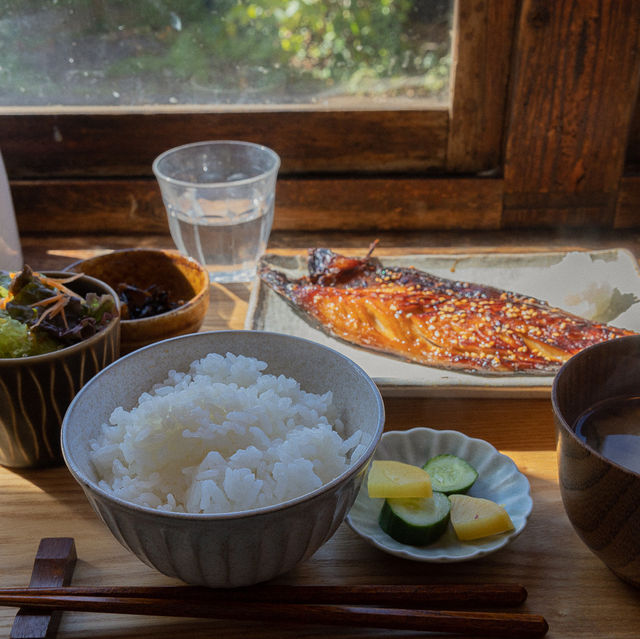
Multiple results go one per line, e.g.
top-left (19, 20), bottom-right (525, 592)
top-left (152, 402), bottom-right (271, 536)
top-left (258, 248), bottom-right (636, 375)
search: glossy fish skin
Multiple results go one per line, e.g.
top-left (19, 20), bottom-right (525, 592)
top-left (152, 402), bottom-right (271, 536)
top-left (258, 249), bottom-right (636, 375)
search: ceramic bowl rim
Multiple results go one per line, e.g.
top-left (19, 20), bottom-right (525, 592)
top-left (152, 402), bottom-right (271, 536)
top-left (0, 270), bottom-right (120, 364)
top-left (61, 329), bottom-right (385, 522)
top-left (551, 334), bottom-right (640, 479)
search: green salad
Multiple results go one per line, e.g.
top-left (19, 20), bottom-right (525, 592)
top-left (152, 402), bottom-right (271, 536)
top-left (0, 266), bottom-right (116, 358)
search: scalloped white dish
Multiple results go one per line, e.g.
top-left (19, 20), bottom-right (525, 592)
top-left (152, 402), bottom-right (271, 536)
top-left (346, 427), bottom-right (532, 562)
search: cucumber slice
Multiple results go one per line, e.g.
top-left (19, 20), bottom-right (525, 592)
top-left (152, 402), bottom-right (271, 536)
top-left (423, 454), bottom-right (478, 495)
top-left (378, 492), bottom-right (451, 546)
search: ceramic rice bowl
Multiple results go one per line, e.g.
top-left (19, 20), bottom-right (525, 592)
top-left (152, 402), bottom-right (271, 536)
top-left (61, 330), bottom-right (385, 587)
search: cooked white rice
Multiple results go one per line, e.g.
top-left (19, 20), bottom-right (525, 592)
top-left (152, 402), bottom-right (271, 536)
top-left (90, 352), bottom-right (365, 514)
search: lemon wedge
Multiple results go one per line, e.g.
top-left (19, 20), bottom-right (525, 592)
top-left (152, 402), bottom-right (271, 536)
top-left (367, 460), bottom-right (432, 498)
top-left (448, 494), bottom-right (514, 541)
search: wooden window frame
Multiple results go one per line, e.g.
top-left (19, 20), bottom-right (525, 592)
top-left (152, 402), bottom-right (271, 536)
top-left (1, 0), bottom-right (639, 236)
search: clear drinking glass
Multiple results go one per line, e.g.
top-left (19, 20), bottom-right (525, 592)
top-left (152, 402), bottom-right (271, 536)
top-left (153, 140), bottom-right (280, 283)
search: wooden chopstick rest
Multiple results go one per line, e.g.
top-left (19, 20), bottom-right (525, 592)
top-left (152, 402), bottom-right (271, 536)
top-left (10, 538), bottom-right (77, 639)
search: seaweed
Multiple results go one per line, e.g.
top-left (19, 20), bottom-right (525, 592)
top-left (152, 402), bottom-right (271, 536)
top-left (116, 283), bottom-right (181, 320)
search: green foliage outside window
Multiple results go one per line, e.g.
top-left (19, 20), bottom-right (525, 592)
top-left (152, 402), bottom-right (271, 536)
top-left (0, 0), bottom-right (451, 105)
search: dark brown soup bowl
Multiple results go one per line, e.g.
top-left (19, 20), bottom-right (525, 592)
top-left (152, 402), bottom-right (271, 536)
top-left (0, 272), bottom-right (120, 468)
top-left (551, 334), bottom-right (640, 587)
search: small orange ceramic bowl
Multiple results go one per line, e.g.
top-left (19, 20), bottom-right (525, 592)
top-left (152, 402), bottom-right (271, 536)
top-left (68, 249), bottom-right (210, 355)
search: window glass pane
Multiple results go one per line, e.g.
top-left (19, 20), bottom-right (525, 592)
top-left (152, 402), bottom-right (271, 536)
top-left (0, 0), bottom-right (452, 107)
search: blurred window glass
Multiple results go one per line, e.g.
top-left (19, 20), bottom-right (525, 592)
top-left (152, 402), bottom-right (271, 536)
top-left (0, 0), bottom-right (452, 108)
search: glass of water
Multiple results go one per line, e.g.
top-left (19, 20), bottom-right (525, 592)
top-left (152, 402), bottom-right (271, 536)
top-left (153, 140), bottom-right (280, 283)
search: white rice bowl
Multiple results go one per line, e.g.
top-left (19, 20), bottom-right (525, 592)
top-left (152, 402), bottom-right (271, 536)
top-left (90, 352), bottom-right (365, 514)
top-left (62, 330), bottom-right (384, 587)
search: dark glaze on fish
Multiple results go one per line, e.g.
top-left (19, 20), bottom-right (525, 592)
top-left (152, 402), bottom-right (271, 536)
top-left (258, 249), bottom-right (636, 375)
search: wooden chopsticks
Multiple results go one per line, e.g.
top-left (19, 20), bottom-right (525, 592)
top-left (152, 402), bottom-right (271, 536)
top-left (0, 583), bottom-right (549, 637)
top-left (1, 582), bottom-right (528, 608)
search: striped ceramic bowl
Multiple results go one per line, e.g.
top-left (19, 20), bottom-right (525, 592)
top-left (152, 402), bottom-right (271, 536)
top-left (0, 272), bottom-right (120, 468)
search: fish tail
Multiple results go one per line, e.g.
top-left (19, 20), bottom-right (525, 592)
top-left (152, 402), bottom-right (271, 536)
top-left (257, 262), bottom-right (294, 301)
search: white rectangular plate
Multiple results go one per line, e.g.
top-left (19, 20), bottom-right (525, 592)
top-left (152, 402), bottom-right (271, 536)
top-left (246, 249), bottom-right (640, 397)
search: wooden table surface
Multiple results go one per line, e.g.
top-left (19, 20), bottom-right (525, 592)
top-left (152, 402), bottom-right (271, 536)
top-left (1, 233), bottom-right (639, 638)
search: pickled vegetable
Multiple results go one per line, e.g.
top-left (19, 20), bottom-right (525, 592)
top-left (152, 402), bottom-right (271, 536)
top-left (379, 492), bottom-right (451, 546)
top-left (423, 454), bottom-right (478, 495)
top-left (367, 460), bottom-right (432, 498)
top-left (448, 494), bottom-right (514, 541)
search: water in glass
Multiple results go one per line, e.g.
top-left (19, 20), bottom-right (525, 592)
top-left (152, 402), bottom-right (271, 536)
top-left (166, 193), bottom-right (274, 283)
